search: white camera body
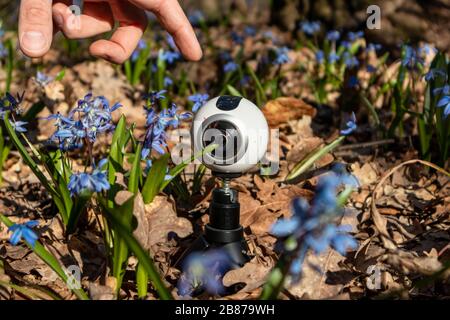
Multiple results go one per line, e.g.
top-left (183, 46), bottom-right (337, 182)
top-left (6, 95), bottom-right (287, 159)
top-left (192, 96), bottom-right (269, 174)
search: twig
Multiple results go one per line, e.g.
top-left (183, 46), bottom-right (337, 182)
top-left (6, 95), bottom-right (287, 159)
top-left (337, 139), bottom-right (395, 151)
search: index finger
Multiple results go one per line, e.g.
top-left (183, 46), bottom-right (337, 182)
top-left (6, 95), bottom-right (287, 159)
top-left (128, 0), bottom-right (202, 61)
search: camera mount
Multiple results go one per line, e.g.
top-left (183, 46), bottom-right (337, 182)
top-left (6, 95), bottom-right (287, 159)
top-left (177, 173), bottom-right (250, 277)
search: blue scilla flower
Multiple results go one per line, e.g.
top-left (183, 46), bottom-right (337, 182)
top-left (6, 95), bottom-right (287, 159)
top-left (188, 93), bottom-right (209, 113)
top-left (424, 69), bottom-right (446, 82)
top-left (433, 84), bottom-right (450, 96)
top-left (161, 50), bottom-right (181, 65)
top-left (366, 43), bottom-right (382, 52)
top-left (178, 249), bottom-right (232, 296)
top-left (131, 39), bottom-right (147, 62)
top-left (328, 52), bottom-right (339, 64)
top-left (326, 30), bottom-right (340, 42)
top-left (244, 26), bottom-right (257, 37)
top-left (223, 61), bottom-right (238, 73)
top-left (8, 220), bottom-right (39, 247)
top-left (348, 76), bottom-right (359, 88)
top-left (273, 47), bottom-right (290, 65)
top-left (340, 112), bottom-right (357, 136)
top-left (11, 120), bottom-right (28, 133)
top-left (142, 101), bottom-right (191, 158)
top-left (343, 53), bottom-right (359, 68)
top-left (166, 103), bottom-right (192, 128)
top-left (300, 21), bottom-right (321, 35)
top-left (367, 64), bottom-right (377, 73)
top-left (68, 159), bottom-right (110, 196)
top-left (144, 90), bottom-right (166, 105)
top-left (0, 92), bottom-right (24, 116)
top-left (35, 71), bottom-right (54, 87)
top-left (402, 46), bottom-right (424, 70)
top-left (188, 10), bottom-right (205, 27)
top-left (419, 44), bottom-right (437, 56)
top-left (315, 50), bottom-right (324, 64)
top-left (163, 76), bottom-right (173, 88)
top-left (270, 171), bottom-right (358, 280)
top-left (231, 31), bottom-right (244, 45)
top-left (166, 34), bottom-right (177, 51)
top-left (44, 93), bottom-right (120, 150)
top-left (437, 96), bottom-right (450, 118)
top-left (347, 31), bottom-right (364, 42)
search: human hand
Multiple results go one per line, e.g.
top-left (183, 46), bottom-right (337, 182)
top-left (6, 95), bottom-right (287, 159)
top-left (18, 0), bottom-right (202, 64)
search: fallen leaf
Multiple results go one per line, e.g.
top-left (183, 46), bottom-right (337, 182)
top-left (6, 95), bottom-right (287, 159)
top-left (146, 196), bottom-right (193, 247)
top-left (262, 97), bottom-right (316, 127)
top-left (223, 257), bottom-right (273, 293)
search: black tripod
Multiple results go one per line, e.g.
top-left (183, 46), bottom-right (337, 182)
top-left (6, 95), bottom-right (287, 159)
top-left (179, 172), bottom-right (250, 270)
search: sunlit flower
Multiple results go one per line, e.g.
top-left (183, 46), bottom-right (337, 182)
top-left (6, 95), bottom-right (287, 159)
top-left (273, 47), bottom-right (290, 65)
top-left (315, 50), bottom-right (324, 63)
top-left (424, 69), bottom-right (446, 82)
top-left (340, 112), bottom-right (357, 136)
top-left (402, 45), bottom-right (424, 70)
top-left (347, 31), bottom-right (364, 42)
top-left (271, 170), bottom-right (358, 280)
top-left (131, 39), bottom-right (147, 62)
top-left (43, 93), bottom-right (120, 150)
top-left (8, 220), bottom-right (39, 247)
top-left (178, 249), bottom-right (232, 296)
top-left (437, 96), bottom-right (450, 118)
top-left (326, 30), bottom-right (340, 42)
top-left (188, 93), bottom-right (209, 113)
top-left (300, 21), bottom-right (321, 35)
top-left (68, 159), bottom-right (110, 196)
top-left (433, 84), bottom-right (450, 96)
top-left (35, 71), bottom-right (54, 87)
top-left (11, 120), bottom-right (28, 133)
top-left (223, 61), bottom-right (238, 73)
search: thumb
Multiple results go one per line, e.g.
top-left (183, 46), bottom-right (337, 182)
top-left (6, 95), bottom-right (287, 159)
top-left (19, 0), bottom-right (53, 57)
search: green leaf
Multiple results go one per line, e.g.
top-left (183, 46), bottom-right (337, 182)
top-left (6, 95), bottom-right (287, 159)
top-left (0, 214), bottom-right (89, 300)
top-left (286, 136), bottom-right (346, 182)
top-left (142, 153), bottom-right (170, 204)
top-left (108, 115), bottom-right (128, 185)
top-left (128, 144), bottom-right (142, 194)
top-left (246, 63), bottom-right (266, 106)
top-left (159, 143), bottom-right (218, 192)
top-left (5, 39), bottom-right (14, 93)
top-left (226, 84), bottom-right (243, 97)
top-left (136, 263), bottom-right (148, 299)
top-left (66, 191), bottom-right (92, 235)
top-left (99, 200), bottom-right (173, 300)
top-left (55, 68), bottom-right (66, 81)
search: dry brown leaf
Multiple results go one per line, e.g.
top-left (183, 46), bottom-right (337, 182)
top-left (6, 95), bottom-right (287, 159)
top-left (223, 257), bottom-right (273, 293)
top-left (146, 196), bottom-right (193, 247)
top-left (262, 97), bottom-right (316, 127)
top-left (288, 208), bottom-right (359, 299)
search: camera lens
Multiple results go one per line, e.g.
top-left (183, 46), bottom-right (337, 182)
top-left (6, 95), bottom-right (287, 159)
top-left (202, 120), bottom-right (241, 163)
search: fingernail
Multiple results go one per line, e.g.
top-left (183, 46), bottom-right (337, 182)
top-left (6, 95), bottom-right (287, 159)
top-left (54, 13), bottom-right (64, 27)
top-left (20, 31), bottom-right (47, 53)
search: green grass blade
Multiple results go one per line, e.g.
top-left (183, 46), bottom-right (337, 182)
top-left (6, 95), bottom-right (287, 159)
top-left (159, 143), bottom-right (218, 192)
top-left (226, 84), bottom-right (243, 97)
top-left (136, 262), bottom-right (148, 299)
top-left (142, 153), bottom-right (170, 204)
top-left (286, 136), bottom-right (346, 182)
top-left (99, 201), bottom-right (173, 300)
top-left (128, 144), bottom-right (142, 194)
